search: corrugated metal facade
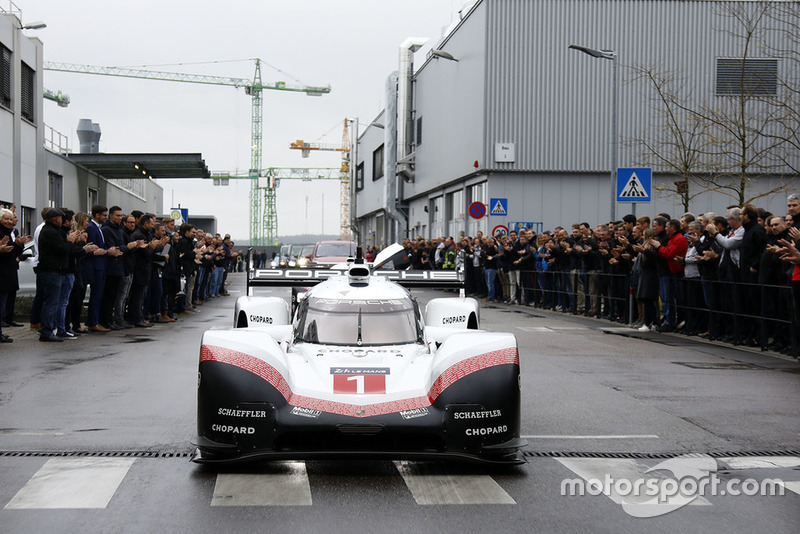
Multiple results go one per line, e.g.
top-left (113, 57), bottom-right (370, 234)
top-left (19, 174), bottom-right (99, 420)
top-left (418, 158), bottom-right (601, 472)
top-left (356, 0), bottom-right (798, 243)
top-left (481, 0), bottom-right (792, 173)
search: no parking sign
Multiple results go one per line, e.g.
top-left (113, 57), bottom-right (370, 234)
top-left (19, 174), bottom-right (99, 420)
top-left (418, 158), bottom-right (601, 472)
top-left (469, 202), bottom-right (486, 219)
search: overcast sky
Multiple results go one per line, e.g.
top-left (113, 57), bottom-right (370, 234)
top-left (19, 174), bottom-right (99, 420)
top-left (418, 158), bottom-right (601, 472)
top-left (20, 0), bottom-right (463, 241)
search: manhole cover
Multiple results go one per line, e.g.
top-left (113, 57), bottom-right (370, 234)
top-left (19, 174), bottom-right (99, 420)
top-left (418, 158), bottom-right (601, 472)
top-left (673, 362), bottom-right (763, 370)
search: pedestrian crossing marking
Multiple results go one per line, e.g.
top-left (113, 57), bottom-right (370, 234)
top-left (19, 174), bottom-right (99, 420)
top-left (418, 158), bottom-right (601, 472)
top-left (394, 461), bottom-right (516, 505)
top-left (211, 462), bottom-right (312, 506)
top-left (717, 456), bottom-right (800, 470)
top-left (619, 172), bottom-right (649, 199)
top-left (490, 200), bottom-right (507, 215)
top-left (777, 481), bottom-right (800, 496)
top-left (5, 456), bottom-right (794, 510)
top-left (4, 457), bottom-right (135, 509)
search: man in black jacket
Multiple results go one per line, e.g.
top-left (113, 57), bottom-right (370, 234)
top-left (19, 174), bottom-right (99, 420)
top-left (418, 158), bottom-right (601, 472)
top-left (127, 214), bottom-right (160, 327)
top-left (738, 204), bottom-right (767, 346)
top-left (99, 206), bottom-right (125, 329)
top-left (176, 224), bottom-right (197, 314)
top-left (36, 209), bottom-right (68, 342)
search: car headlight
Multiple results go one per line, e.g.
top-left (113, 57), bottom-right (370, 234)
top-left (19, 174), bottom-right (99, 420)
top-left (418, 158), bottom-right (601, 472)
top-left (297, 257), bottom-right (309, 267)
top-left (288, 260), bottom-right (296, 267)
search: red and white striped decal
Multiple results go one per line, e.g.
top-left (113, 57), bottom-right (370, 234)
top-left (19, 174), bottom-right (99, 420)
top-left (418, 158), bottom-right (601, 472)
top-left (200, 345), bottom-right (518, 418)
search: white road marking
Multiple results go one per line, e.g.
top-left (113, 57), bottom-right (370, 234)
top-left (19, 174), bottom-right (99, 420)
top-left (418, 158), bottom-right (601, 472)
top-left (717, 456), bottom-right (800, 470)
top-left (211, 462), bottom-right (312, 506)
top-left (4, 457), bottom-right (135, 509)
top-left (522, 435), bottom-right (659, 439)
top-left (394, 461), bottom-right (515, 505)
top-left (516, 326), bottom-right (553, 332)
top-left (777, 481), bottom-right (800, 496)
top-left (556, 458), bottom-right (711, 513)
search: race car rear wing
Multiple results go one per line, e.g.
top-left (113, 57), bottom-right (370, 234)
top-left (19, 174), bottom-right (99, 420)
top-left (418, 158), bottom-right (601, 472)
top-left (246, 268), bottom-right (464, 290)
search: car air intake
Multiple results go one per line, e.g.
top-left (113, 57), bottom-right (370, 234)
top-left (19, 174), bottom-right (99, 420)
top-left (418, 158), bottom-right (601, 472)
top-left (348, 265), bottom-right (370, 286)
top-left (336, 424), bottom-right (385, 436)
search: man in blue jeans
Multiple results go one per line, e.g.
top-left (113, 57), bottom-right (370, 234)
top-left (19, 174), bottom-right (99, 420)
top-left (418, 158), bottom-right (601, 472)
top-left (35, 209), bottom-right (68, 342)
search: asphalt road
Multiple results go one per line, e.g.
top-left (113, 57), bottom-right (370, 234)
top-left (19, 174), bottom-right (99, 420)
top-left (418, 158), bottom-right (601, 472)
top-left (0, 273), bottom-right (798, 533)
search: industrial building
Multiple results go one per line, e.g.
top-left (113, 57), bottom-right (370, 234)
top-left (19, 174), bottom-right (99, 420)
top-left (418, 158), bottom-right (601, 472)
top-left (1, 6), bottom-right (210, 235)
top-left (354, 0), bottom-right (799, 245)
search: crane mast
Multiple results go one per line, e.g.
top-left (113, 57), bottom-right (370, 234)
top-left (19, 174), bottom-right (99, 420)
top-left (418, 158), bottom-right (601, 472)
top-left (43, 60), bottom-right (331, 246)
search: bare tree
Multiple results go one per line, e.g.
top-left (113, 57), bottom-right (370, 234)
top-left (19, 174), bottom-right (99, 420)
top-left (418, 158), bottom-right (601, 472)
top-left (630, 66), bottom-right (713, 212)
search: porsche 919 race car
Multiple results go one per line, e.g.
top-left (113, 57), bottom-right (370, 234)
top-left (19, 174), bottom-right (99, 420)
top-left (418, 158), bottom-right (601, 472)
top-left (193, 246), bottom-right (525, 464)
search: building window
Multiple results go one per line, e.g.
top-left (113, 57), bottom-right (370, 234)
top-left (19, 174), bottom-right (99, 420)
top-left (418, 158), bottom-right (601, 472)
top-left (716, 58), bottom-right (778, 96)
top-left (20, 206), bottom-right (34, 236)
top-left (21, 62), bottom-right (34, 122)
top-left (48, 171), bottom-right (63, 207)
top-left (416, 116), bottom-right (422, 147)
top-left (372, 145), bottom-right (384, 180)
top-left (87, 187), bottom-right (98, 210)
top-left (356, 163), bottom-right (364, 191)
top-left (0, 45), bottom-right (10, 109)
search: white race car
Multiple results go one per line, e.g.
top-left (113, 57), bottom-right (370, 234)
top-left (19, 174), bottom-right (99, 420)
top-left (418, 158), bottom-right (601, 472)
top-left (193, 246), bottom-right (525, 464)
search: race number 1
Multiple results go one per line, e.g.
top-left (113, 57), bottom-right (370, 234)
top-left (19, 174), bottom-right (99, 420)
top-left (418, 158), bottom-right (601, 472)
top-left (333, 374), bottom-right (386, 394)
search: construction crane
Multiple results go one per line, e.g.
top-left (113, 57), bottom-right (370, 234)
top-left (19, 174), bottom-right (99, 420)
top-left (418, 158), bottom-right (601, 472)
top-left (43, 59), bottom-right (331, 246)
top-left (210, 167), bottom-right (342, 238)
top-left (289, 119), bottom-right (353, 239)
top-left (43, 88), bottom-right (70, 107)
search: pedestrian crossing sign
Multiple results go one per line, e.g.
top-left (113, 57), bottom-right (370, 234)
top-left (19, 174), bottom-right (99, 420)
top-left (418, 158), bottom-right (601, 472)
top-left (490, 198), bottom-right (508, 216)
top-left (617, 168), bottom-right (652, 202)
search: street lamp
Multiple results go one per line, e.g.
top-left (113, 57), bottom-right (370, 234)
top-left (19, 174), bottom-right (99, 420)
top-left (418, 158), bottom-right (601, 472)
top-left (569, 44), bottom-right (618, 221)
top-left (21, 21), bottom-right (47, 30)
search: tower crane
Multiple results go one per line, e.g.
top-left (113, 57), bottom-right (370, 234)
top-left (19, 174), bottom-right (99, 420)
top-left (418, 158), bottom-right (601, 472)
top-left (43, 88), bottom-right (70, 107)
top-left (43, 60), bottom-right (331, 246)
top-left (289, 119), bottom-right (353, 239)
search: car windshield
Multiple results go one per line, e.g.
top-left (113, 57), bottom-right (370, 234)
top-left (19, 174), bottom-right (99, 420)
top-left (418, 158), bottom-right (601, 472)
top-left (294, 297), bottom-right (420, 346)
top-left (315, 243), bottom-right (354, 258)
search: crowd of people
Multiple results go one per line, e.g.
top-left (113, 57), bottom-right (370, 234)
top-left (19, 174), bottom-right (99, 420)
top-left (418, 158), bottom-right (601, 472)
top-left (3, 196), bottom-right (799, 355)
top-left (0, 204), bottom-right (240, 343)
top-left (395, 194), bottom-right (800, 356)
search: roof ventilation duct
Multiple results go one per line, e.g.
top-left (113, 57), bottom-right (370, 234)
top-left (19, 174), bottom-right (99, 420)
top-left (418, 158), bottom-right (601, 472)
top-left (76, 119), bottom-right (102, 154)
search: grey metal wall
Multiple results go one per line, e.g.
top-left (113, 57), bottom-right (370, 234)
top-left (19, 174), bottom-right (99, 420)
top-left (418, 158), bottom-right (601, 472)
top-left (355, 0), bottom-right (798, 240)
top-left (407, 1), bottom-right (488, 198)
top-left (482, 0), bottom-right (796, 173)
top-left (355, 112), bottom-right (388, 218)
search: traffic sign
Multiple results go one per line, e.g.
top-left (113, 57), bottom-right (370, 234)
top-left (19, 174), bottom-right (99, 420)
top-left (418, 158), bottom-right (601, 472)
top-left (469, 201), bottom-right (486, 219)
top-left (170, 208), bottom-right (189, 224)
top-left (490, 198), bottom-right (508, 216)
top-left (492, 225), bottom-right (508, 237)
top-left (617, 168), bottom-right (651, 202)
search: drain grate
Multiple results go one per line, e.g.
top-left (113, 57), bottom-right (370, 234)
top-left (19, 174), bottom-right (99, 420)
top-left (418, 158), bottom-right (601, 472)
top-left (673, 362), bottom-right (764, 370)
top-left (522, 449), bottom-right (800, 459)
top-left (0, 450), bottom-right (194, 459)
top-left (1, 449), bottom-right (795, 461)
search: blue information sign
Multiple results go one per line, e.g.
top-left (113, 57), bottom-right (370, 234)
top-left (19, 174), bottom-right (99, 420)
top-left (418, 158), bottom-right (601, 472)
top-left (617, 168), bottom-right (652, 203)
